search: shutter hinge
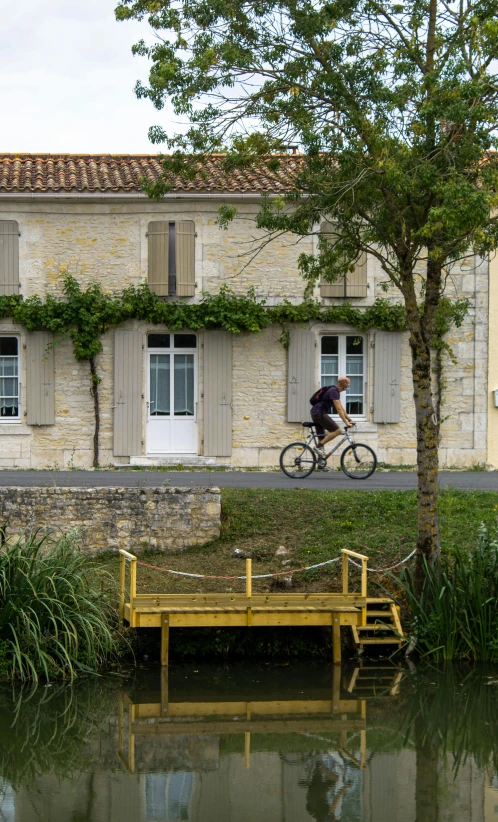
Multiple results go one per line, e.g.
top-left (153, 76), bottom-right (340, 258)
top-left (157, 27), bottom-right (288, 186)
top-left (370, 340), bottom-right (375, 347)
top-left (195, 232), bottom-right (198, 237)
top-left (142, 394), bottom-right (144, 399)
top-left (370, 406), bottom-right (374, 413)
top-left (145, 232), bottom-right (149, 238)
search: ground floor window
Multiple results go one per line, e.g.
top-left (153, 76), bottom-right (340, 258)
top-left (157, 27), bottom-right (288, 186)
top-left (0, 337), bottom-right (19, 419)
top-left (320, 335), bottom-right (365, 416)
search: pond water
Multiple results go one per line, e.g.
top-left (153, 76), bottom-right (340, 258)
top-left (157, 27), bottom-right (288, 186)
top-left (1, 661), bottom-right (497, 821)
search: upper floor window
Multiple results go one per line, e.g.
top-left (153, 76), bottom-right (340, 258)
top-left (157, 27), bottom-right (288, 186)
top-left (0, 221), bottom-right (20, 295)
top-left (147, 221), bottom-right (195, 298)
top-left (319, 223), bottom-right (367, 298)
top-left (321, 335), bottom-right (365, 416)
top-left (0, 337), bottom-right (20, 420)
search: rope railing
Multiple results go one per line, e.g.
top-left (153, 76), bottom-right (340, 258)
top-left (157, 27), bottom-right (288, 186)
top-left (133, 549), bottom-right (416, 581)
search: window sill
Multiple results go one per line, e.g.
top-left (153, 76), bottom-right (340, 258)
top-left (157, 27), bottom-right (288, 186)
top-left (0, 423), bottom-right (31, 435)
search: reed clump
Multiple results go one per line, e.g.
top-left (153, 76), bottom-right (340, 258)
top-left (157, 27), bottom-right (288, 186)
top-left (401, 523), bottom-right (498, 661)
top-left (0, 534), bottom-right (118, 680)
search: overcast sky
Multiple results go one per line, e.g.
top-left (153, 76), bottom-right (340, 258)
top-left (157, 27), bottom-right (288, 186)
top-left (0, 0), bottom-right (177, 154)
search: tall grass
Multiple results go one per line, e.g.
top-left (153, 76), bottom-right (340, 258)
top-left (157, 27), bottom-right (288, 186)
top-left (0, 533), bottom-right (118, 680)
top-left (400, 523), bottom-right (498, 661)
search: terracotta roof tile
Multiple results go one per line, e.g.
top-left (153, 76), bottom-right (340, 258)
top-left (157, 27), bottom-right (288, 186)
top-left (0, 153), bottom-right (301, 194)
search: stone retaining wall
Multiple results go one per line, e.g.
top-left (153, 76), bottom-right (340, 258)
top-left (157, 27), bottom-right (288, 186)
top-left (0, 486), bottom-right (221, 556)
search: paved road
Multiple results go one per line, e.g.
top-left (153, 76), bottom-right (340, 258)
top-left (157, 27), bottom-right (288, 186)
top-left (0, 469), bottom-right (496, 490)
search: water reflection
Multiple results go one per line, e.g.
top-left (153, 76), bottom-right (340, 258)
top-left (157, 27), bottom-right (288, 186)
top-left (1, 663), bottom-right (498, 821)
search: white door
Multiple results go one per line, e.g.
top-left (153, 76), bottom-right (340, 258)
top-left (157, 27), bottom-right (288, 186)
top-left (146, 334), bottom-right (198, 454)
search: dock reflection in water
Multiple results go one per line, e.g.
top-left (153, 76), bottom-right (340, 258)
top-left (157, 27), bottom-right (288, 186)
top-left (117, 664), bottom-right (402, 821)
top-left (2, 662), bottom-right (498, 821)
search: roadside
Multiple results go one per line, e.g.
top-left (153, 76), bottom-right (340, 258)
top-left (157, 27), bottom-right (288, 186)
top-left (94, 488), bottom-right (498, 597)
top-left (0, 469), bottom-right (496, 490)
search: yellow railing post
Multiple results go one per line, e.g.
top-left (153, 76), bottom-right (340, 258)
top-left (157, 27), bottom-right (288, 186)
top-left (342, 552), bottom-right (349, 594)
top-left (118, 549), bottom-right (138, 627)
top-left (130, 556), bottom-right (137, 627)
top-left (361, 557), bottom-right (368, 626)
top-left (119, 552), bottom-right (126, 623)
top-left (246, 558), bottom-right (252, 598)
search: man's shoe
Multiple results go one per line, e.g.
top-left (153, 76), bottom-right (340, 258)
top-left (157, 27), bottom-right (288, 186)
top-left (317, 463), bottom-right (332, 471)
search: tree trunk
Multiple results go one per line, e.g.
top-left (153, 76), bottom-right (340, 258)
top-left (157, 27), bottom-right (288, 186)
top-left (415, 714), bottom-right (440, 822)
top-left (401, 266), bottom-right (441, 591)
top-left (408, 322), bottom-right (441, 590)
top-left (89, 357), bottom-right (100, 469)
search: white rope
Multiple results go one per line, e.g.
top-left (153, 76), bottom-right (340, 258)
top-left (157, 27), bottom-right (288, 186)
top-left (347, 549), bottom-right (416, 573)
top-left (251, 556), bottom-right (342, 579)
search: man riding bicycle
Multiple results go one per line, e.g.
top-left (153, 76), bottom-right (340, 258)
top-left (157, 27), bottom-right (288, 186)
top-left (310, 376), bottom-right (353, 460)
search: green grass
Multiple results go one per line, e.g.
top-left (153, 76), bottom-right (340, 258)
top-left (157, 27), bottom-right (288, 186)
top-left (96, 488), bottom-right (498, 597)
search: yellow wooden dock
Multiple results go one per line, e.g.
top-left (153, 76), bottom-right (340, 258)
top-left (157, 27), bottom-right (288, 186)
top-left (119, 548), bottom-right (404, 666)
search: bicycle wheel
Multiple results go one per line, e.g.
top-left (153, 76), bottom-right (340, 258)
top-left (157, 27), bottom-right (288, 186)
top-left (340, 443), bottom-right (377, 479)
top-left (280, 442), bottom-right (317, 478)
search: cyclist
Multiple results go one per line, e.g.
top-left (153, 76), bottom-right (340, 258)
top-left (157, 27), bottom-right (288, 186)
top-left (311, 376), bottom-right (353, 460)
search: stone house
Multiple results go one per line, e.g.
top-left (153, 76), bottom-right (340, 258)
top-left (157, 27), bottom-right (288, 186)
top-left (0, 153), bottom-right (491, 469)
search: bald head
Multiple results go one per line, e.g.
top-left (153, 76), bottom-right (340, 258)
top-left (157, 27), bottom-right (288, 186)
top-left (337, 377), bottom-right (350, 391)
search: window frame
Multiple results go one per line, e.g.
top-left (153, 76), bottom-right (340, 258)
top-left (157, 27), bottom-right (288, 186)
top-left (319, 333), bottom-right (367, 420)
top-left (146, 332), bottom-right (198, 421)
top-left (0, 335), bottom-right (21, 423)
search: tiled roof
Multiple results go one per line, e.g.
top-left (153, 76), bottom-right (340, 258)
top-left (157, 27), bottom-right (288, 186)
top-left (0, 153), bottom-right (302, 194)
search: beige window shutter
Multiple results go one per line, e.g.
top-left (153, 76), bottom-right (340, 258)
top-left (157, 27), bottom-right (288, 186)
top-left (319, 221), bottom-right (345, 297)
top-left (147, 221), bottom-right (169, 296)
top-left (26, 331), bottom-right (55, 425)
top-left (346, 252), bottom-right (367, 297)
top-left (0, 221), bottom-right (20, 295)
top-left (113, 329), bottom-right (143, 456)
top-left (176, 220), bottom-right (196, 297)
top-left (204, 330), bottom-right (232, 456)
top-left (287, 328), bottom-right (316, 422)
top-left (373, 331), bottom-right (402, 423)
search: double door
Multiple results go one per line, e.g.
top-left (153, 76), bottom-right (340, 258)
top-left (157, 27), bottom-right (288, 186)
top-left (147, 336), bottom-right (198, 454)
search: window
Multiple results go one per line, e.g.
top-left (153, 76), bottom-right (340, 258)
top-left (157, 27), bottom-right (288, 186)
top-left (319, 223), bottom-right (367, 298)
top-left (147, 333), bottom-right (196, 417)
top-left (0, 337), bottom-right (20, 419)
top-left (321, 335), bottom-right (365, 416)
top-left (148, 221), bottom-right (195, 298)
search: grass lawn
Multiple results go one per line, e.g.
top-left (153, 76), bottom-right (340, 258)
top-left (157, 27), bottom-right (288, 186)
top-left (96, 488), bottom-right (498, 599)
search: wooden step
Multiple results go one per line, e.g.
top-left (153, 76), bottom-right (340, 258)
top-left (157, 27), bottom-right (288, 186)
top-left (357, 625), bottom-right (399, 632)
top-left (365, 610), bottom-right (392, 617)
top-left (358, 638), bottom-right (403, 645)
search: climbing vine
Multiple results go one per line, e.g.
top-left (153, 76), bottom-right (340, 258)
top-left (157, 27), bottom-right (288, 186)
top-left (0, 276), bottom-right (468, 466)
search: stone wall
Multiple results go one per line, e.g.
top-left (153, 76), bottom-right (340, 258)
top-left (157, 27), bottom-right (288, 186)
top-left (0, 486), bottom-right (221, 556)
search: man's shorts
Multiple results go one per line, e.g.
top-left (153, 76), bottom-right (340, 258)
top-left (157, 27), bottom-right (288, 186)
top-left (310, 411), bottom-right (339, 438)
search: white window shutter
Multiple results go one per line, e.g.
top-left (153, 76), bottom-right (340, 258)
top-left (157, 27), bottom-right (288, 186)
top-left (113, 329), bottom-right (143, 456)
top-left (26, 331), bottom-right (55, 425)
top-left (373, 331), bottom-right (402, 423)
top-left (287, 328), bottom-right (316, 422)
top-left (204, 330), bottom-right (232, 456)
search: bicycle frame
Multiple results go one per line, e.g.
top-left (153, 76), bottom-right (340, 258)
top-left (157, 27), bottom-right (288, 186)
top-left (305, 426), bottom-right (355, 460)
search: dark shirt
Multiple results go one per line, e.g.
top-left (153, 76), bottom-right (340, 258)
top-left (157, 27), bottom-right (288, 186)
top-left (311, 385), bottom-right (340, 415)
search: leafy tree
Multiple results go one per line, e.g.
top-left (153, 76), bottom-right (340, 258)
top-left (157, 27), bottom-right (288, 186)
top-left (116, 0), bottom-right (498, 580)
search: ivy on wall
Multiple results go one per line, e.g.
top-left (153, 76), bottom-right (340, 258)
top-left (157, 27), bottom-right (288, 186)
top-left (0, 276), bottom-right (468, 466)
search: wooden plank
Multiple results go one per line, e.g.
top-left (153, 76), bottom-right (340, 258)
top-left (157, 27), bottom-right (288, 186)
top-left (161, 616), bottom-right (169, 666)
top-left (333, 617), bottom-right (341, 665)
top-left (131, 593), bottom-right (366, 603)
top-left (132, 603), bottom-right (362, 613)
top-left (168, 612), bottom-right (347, 628)
top-left (165, 699), bottom-right (335, 717)
top-left (131, 718), bottom-right (366, 736)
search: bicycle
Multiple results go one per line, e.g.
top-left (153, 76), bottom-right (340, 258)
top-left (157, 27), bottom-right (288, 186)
top-left (279, 422), bottom-right (377, 480)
